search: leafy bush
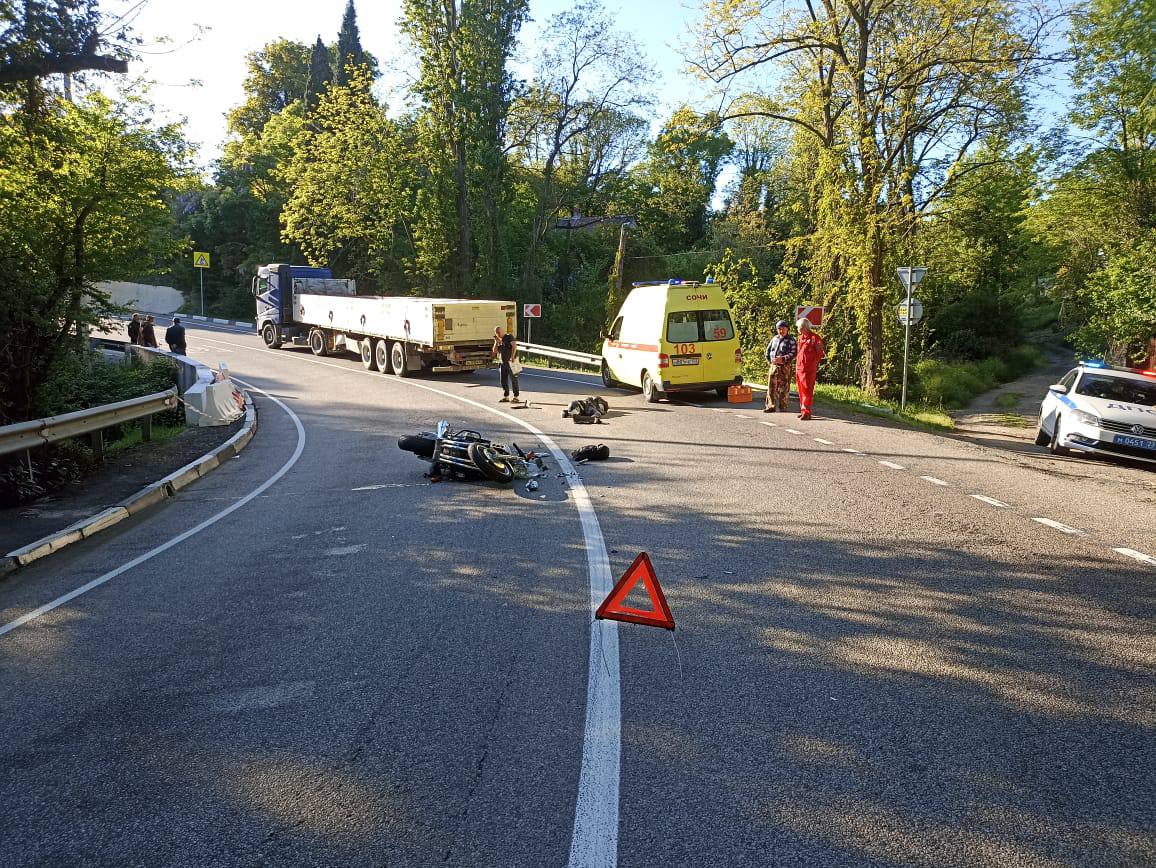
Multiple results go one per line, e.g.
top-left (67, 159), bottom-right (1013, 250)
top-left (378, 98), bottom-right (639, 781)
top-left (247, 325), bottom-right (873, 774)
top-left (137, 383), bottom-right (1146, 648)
top-left (911, 345), bottom-right (1044, 408)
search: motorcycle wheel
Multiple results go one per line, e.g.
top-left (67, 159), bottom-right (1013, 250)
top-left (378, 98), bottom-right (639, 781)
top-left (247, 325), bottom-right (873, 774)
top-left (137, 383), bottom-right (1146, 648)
top-left (468, 442), bottom-right (516, 484)
top-left (398, 434), bottom-right (436, 458)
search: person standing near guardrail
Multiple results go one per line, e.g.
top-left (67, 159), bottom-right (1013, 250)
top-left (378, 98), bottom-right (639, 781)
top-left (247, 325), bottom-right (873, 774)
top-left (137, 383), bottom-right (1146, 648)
top-left (795, 317), bottom-right (825, 421)
top-left (127, 313), bottom-right (142, 345)
top-left (764, 319), bottom-right (797, 413)
top-left (491, 325), bottom-right (521, 403)
top-left (141, 315), bottom-right (158, 348)
top-left (165, 317), bottom-right (187, 356)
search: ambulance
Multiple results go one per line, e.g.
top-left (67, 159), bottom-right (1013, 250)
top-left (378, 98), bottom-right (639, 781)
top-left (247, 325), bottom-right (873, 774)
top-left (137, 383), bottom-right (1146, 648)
top-left (600, 279), bottom-right (743, 402)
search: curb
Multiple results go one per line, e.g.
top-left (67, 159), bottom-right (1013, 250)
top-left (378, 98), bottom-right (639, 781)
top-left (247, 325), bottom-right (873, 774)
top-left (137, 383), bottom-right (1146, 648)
top-left (1, 392), bottom-right (258, 576)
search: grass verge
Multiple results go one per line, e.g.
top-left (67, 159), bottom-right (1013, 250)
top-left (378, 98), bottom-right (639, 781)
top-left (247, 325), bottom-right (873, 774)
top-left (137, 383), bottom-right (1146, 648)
top-left (106, 422), bottom-right (186, 458)
top-left (812, 383), bottom-right (955, 431)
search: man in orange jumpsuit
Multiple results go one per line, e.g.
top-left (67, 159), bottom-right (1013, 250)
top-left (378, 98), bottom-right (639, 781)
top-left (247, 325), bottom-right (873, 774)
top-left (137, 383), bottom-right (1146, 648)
top-left (795, 317), bottom-right (825, 420)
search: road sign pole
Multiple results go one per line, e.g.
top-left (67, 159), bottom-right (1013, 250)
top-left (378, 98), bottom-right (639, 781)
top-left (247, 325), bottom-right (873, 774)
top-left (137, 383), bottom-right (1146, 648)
top-left (901, 267), bottom-right (912, 413)
top-left (199, 268), bottom-right (204, 317)
top-left (526, 316), bottom-right (532, 345)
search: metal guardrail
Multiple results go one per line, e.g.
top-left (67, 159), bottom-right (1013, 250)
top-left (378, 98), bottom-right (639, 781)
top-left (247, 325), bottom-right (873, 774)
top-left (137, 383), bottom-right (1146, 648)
top-left (520, 342), bottom-right (601, 368)
top-left (0, 389), bottom-right (178, 459)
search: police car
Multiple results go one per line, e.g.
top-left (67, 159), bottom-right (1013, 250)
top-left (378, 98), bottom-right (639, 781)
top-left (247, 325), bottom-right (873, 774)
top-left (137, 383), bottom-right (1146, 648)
top-left (1036, 361), bottom-right (1156, 465)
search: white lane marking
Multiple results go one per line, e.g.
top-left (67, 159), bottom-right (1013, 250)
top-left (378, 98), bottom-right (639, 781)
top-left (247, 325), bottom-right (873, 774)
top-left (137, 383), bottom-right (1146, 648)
top-left (523, 369), bottom-right (627, 390)
top-left (712, 408), bottom-right (728, 413)
top-left (759, 420), bottom-right (777, 427)
top-left (351, 483), bottom-right (428, 491)
top-left (879, 461), bottom-right (905, 470)
top-left (734, 414), bottom-right (751, 419)
top-left (0, 380), bottom-right (306, 638)
top-left (813, 438), bottom-right (835, 445)
top-left (970, 494), bottom-right (1009, 508)
top-left (921, 475), bottom-right (949, 486)
top-left (843, 448), bottom-right (864, 455)
top-left (1031, 517), bottom-right (1082, 535)
top-left (191, 333), bottom-right (621, 867)
top-left (1114, 548), bottom-right (1156, 567)
top-left (784, 428), bottom-right (803, 435)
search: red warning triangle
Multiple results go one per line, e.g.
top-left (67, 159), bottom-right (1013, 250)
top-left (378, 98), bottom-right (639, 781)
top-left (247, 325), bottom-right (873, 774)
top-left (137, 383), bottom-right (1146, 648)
top-left (595, 552), bottom-right (675, 630)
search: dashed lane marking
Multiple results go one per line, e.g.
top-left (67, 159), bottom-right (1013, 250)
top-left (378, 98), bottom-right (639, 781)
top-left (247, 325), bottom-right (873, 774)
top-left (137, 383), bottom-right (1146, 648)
top-left (879, 461), bottom-right (905, 470)
top-left (921, 476), bottom-right (949, 486)
top-left (759, 421), bottom-right (777, 428)
top-left (970, 494), bottom-right (1009, 508)
top-left (843, 448), bottom-right (864, 455)
top-left (734, 414), bottom-right (751, 419)
top-left (1032, 517), bottom-right (1083, 535)
top-left (813, 438), bottom-right (835, 445)
top-left (784, 428), bottom-right (803, 435)
top-left (1114, 548), bottom-right (1156, 567)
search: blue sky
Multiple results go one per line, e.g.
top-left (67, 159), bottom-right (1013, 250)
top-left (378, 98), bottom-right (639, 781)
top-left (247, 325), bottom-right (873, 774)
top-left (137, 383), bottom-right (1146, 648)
top-left (114, 0), bottom-right (708, 168)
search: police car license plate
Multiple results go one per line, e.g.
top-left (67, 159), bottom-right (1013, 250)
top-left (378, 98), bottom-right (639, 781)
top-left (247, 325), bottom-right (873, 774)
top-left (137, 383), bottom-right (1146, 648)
top-left (1114, 434), bottom-right (1156, 451)
top-left (671, 356), bottom-right (700, 366)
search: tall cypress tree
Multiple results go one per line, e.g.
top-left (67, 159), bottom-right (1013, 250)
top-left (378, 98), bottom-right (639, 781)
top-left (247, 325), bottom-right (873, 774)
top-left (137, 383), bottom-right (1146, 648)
top-left (336, 0), bottom-right (367, 87)
top-left (305, 36), bottom-right (332, 113)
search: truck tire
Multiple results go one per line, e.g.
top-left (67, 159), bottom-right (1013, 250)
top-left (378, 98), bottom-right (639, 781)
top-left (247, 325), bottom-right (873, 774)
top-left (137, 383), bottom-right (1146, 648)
top-left (261, 323), bottom-right (282, 349)
top-left (374, 339), bottom-right (390, 374)
top-left (359, 339), bottom-right (376, 370)
top-left (642, 371), bottom-right (659, 403)
top-left (391, 341), bottom-right (411, 377)
top-left (309, 328), bottom-right (329, 356)
top-left (468, 443), bottom-right (515, 484)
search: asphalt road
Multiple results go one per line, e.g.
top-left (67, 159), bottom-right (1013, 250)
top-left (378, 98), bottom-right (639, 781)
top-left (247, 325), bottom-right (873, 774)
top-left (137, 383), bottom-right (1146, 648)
top-left (1, 320), bottom-right (1152, 867)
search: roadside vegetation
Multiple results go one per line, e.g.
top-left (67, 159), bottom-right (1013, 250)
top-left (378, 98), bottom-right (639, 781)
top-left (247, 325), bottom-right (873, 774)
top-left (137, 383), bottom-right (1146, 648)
top-left (1, 0), bottom-right (1152, 433)
top-left (0, 354), bottom-right (183, 506)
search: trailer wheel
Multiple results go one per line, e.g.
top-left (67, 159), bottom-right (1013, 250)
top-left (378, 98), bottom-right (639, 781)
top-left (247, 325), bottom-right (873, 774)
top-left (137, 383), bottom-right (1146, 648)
top-left (261, 323), bottom-right (282, 349)
top-left (391, 341), bottom-right (411, 377)
top-left (309, 328), bottom-right (329, 356)
top-left (359, 339), bottom-right (376, 370)
top-left (374, 339), bottom-right (390, 374)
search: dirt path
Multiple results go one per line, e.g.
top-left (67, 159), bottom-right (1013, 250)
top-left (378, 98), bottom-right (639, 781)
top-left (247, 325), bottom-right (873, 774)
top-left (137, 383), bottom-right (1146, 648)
top-left (949, 346), bottom-right (1077, 441)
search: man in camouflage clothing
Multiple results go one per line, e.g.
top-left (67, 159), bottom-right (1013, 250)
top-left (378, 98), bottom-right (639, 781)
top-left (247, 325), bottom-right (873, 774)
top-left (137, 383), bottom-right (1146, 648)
top-left (764, 320), bottom-right (797, 412)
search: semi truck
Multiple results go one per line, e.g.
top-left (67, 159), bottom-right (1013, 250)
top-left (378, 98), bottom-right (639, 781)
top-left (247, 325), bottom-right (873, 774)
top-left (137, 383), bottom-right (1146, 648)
top-left (252, 264), bottom-right (516, 377)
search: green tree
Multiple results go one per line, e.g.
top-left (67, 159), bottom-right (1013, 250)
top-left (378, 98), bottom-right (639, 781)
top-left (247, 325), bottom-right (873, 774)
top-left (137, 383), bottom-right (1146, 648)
top-left (336, 0), bottom-right (367, 87)
top-left (305, 36), bottom-right (332, 114)
top-left (692, 0), bottom-right (1051, 391)
top-left (280, 68), bottom-right (412, 289)
top-left (0, 92), bottom-right (189, 422)
top-left (227, 39), bottom-right (311, 143)
top-left (1029, 0), bottom-right (1155, 363)
top-left (401, 0), bottom-right (529, 293)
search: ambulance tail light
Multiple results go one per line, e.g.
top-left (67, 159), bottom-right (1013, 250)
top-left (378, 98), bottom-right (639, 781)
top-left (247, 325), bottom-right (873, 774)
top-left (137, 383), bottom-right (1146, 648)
top-left (734, 348), bottom-right (743, 364)
top-left (657, 353), bottom-right (670, 369)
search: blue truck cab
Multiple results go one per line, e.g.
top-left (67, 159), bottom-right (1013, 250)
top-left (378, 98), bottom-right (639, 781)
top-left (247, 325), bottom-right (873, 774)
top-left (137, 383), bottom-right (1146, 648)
top-left (253, 263), bottom-right (333, 348)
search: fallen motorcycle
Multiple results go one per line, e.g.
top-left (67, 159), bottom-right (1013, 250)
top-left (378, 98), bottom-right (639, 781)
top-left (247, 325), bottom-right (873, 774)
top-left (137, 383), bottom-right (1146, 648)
top-left (397, 420), bottom-right (538, 484)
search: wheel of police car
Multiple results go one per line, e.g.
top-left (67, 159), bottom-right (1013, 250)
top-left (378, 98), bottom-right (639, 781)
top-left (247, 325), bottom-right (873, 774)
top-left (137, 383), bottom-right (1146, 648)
top-left (360, 339), bottom-right (375, 370)
top-left (1033, 416), bottom-right (1050, 447)
top-left (309, 328), bottom-right (328, 356)
top-left (468, 443), bottom-right (515, 484)
top-left (374, 339), bottom-right (390, 374)
top-left (642, 371), bottom-right (659, 403)
top-left (1049, 414), bottom-right (1069, 456)
top-left (261, 323), bottom-right (282, 349)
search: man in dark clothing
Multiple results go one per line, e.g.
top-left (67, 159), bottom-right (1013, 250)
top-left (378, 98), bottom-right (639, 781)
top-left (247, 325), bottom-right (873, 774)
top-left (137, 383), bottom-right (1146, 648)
top-left (764, 320), bottom-right (797, 412)
top-left (127, 313), bottom-right (142, 345)
top-left (141, 315), bottom-right (158, 348)
top-left (491, 326), bottom-right (520, 403)
top-left (165, 317), bottom-right (187, 355)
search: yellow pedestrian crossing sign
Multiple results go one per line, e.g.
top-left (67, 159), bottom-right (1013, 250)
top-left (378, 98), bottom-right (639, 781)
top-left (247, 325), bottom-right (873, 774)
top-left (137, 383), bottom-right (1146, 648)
top-left (193, 251), bottom-right (211, 268)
